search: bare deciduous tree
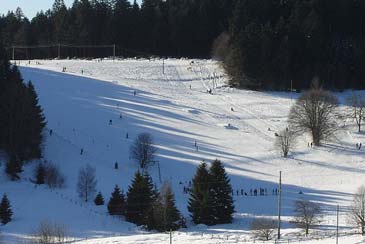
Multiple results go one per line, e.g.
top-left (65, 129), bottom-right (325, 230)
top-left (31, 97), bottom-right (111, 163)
top-left (294, 200), bottom-right (321, 236)
top-left (274, 127), bottom-right (296, 158)
top-left (250, 218), bottom-right (276, 241)
top-left (289, 88), bottom-right (339, 146)
top-left (130, 133), bottom-right (157, 169)
top-left (348, 186), bottom-right (365, 235)
top-left (77, 164), bottom-right (97, 202)
top-left (211, 32), bottom-right (230, 61)
top-left (347, 93), bottom-right (365, 133)
top-left (30, 220), bottom-right (68, 244)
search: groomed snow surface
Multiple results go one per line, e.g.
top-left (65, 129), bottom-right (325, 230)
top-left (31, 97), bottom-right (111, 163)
top-left (0, 58), bottom-right (364, 243)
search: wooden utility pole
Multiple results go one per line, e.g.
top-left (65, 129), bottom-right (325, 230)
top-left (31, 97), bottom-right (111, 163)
top-left (278, 171), bottom-right (282, 240)
top-left (113, 44), bottom-right (116, 61)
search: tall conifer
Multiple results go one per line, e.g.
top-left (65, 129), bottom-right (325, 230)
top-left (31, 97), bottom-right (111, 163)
top-left (188, 162), bottom-right (214, 225)
top-left (209, 159), bottom-right (234, 224)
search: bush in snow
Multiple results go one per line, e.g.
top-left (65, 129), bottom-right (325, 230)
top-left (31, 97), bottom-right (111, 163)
top-left (35, 163), bottom-right (46, 184)
top-left (45, 163), bottom-right (65, 189)
top-left (30, 220), bottom-right (68, 244)
top-left (94, 192), bottom-right (104, 206)
top-left (5, 154), bottom-right (22, 180)
top-left (250, 218), bottom-right (276, 241)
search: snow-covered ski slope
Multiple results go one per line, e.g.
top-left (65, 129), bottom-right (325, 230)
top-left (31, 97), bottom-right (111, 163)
top-left (0, 58), bottom-right (364, 243)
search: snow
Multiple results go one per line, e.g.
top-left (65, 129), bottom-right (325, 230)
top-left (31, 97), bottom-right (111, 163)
top-left (0, 58), bottom-right (364, 243)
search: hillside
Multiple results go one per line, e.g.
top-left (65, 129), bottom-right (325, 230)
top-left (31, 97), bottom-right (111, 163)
top-left (0, 58), bottom-right (364, 243)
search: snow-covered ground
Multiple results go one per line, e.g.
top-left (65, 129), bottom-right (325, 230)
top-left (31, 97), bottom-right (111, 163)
top-left (0, 58), bottom-right (364, 243)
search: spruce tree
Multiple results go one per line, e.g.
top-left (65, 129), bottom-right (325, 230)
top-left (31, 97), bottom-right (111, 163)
top-left (188, 162), bottom-right (214, 225)
top-left (153, 182), bottom-right (181, 231)
top-left (126, 171), bottom-right (157, 226)
top-left (107, 185), bottom-right (125, 215)
top-left (25, 81), bottom-right (46, 159)
top-left (0, 194), bottom-right (13, 225)
top-left (35, 163), bottom-right (46, 184)
top-left (209, 159), bottom-right (234, 224)
top-left (94, 191), bottom-right (104, 205)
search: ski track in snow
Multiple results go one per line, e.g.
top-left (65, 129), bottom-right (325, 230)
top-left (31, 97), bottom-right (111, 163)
top-left (0, 58), bottom-right (364, 243)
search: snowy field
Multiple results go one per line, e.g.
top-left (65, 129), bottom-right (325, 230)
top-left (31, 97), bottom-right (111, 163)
top-left (0, 58), bottom-right (364, 243)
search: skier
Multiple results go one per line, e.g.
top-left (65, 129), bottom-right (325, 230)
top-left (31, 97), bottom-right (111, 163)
top-left (49, 129), bottom-right (53, 136)
top-left (114, 162), bottom-right (118, 169)
top-left (80, 148), bottom-right (84, 155)
top-left (109, 119), bottom-right (113, 125)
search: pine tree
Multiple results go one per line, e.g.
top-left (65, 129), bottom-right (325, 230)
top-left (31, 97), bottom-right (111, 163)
top-left (0, 194), bottom-right (13, 225)
top-left (35, 163), bottom-right (46, 184)
top-left (25, 81), bottom-right (46, 159)
top-left (94, 191), bottom-right (105, 205)
top-left (126, 171), bottom-right (157, 226)
top-left (152, 182), bottom-right (181, 231)
top-left (188, 162), bottom-right (214, 225)
top-left (209, 159), bottom-right (234, 224)
top-left (107, 185), bottom-right (125, 215)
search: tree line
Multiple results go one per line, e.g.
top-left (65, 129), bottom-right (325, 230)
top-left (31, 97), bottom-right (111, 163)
top-left (221, 0), bottom-right (365, 90)
top-left (0, 0), bottom-right (233, 59)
